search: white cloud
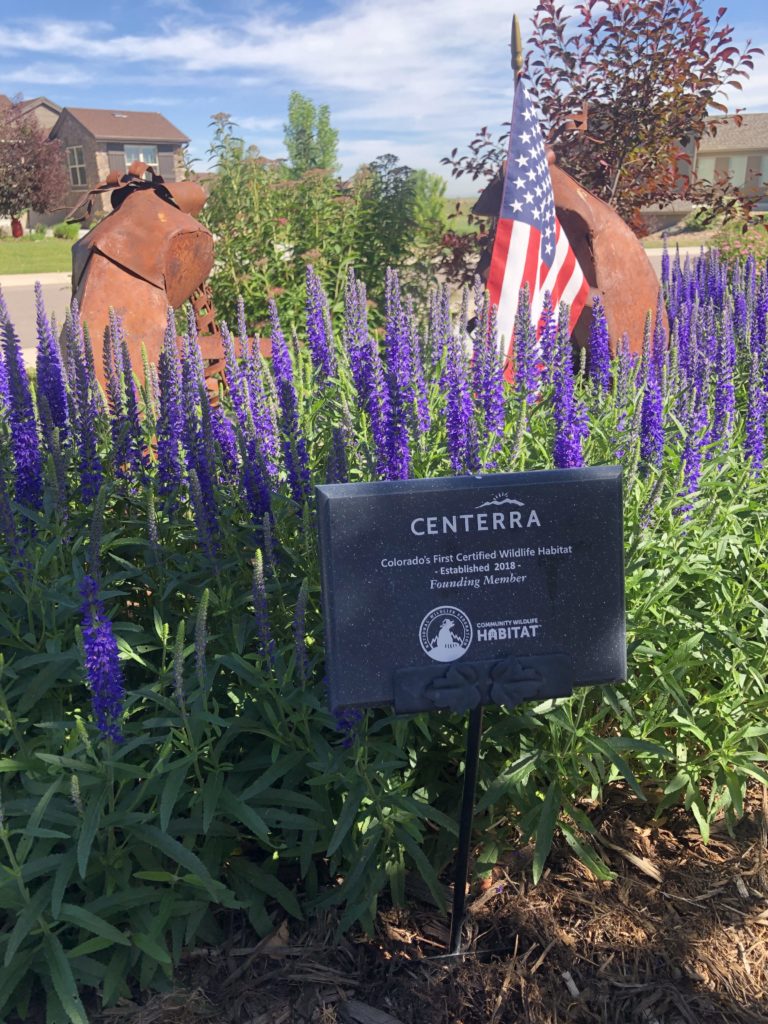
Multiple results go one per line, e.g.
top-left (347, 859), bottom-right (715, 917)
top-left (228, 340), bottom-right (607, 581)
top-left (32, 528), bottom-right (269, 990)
top-left (3, 62), bottom-right (91, 86)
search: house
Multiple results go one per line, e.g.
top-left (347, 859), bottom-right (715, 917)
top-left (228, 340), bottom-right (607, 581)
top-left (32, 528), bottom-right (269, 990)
top-left (49, 107), bottom-right (190, 221)
top-left (0, 94), bottom-right (62, 134)
top-left (641, 113), bottom-right (768, 231)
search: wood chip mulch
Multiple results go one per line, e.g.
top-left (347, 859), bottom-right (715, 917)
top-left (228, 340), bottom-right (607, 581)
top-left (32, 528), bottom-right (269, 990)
top-left (98, 786), bottom-right (768, 1024)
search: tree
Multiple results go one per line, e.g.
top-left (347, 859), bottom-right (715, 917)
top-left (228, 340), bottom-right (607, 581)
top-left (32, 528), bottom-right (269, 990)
top-left (283, 91), bottom-right (339, 175)
top-left (356, 154), bottom-right (417, 287)
top-left (0, 96), bottom-right (68, 224)
top-left (444, 0), bottom-right (762, 232)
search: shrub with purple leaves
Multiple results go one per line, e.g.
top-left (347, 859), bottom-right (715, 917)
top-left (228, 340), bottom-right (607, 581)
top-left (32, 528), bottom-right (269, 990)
top-left (0, 253), bottom-right (766, 1022)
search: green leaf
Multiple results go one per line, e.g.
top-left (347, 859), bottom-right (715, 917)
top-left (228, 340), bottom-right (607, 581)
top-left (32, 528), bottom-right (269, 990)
top-left (532, 781), bottom-right (560, 885)
top-left (133, 932), bottom-right (172, 966)
top-left (159, 764), bottom-right (188, 832)
top-left (219, 791), bottom-right (271, 845)
top-left (17, 779), bottom-right (61, 864)
top-left (4, 884), bottom-right (49, 966)
top-left (202, 771), bottom-right (224, 834)
top-left (398, 827), bottom-right (446, 912)
top-left (77, 784), bottom-right (106, 879)
top-left (59, 903), bottom-right (130, 946)
top-left (129, 824), bottom-right (223, 899)
top-left (560, 823), bottom-right (615, 881)
top-left (51, 849), bottom-right (77, 918)
top-left (43, 935), bottom-right (89, 1024)
top-left (327, 781), bottom-right (365, 858)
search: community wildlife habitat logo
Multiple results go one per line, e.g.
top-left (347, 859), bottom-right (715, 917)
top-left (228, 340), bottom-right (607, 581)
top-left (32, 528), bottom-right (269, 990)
top-left (419, 606), bottom-right (473, 663)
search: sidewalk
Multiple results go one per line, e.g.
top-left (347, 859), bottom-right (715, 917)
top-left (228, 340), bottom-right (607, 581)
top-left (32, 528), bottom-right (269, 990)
top-left (0, 273), bottom-right (71, 367)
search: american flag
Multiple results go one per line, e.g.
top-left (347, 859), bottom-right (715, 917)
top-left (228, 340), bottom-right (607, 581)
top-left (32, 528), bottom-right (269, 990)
top-left (487, 80), bottom-right (589, 368)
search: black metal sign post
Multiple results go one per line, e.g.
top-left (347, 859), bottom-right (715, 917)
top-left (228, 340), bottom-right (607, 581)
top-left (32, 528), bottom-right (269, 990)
top-left (316, 468), bottom-right (626, 954)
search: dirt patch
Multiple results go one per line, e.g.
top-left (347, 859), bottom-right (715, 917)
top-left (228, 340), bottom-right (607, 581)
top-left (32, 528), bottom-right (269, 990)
top-left (98, 788), bottom-right (768, 1024)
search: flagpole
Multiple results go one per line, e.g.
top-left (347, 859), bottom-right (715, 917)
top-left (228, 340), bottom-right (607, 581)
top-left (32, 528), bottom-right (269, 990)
top-left (511, 14), bottom-right (523, 79)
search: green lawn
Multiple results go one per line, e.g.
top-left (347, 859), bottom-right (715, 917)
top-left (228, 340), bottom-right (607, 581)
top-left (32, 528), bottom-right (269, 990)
top-left (443, 197), bottom-right (486, 234)
top-left (0, 237), bottom-right (73, 275)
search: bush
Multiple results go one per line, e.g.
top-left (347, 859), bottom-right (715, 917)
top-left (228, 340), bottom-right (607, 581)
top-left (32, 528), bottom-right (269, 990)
top-left (0, 256), bottom-right (766, 1021)
top-left (52, 221), bottom-right (80, 240)
top-left (711, 213), bottom-right (768, 265)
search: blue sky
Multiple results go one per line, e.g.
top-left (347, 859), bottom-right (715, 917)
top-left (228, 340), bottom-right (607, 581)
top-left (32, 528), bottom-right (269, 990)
top-left (2, 0), bottom-right (767, 197)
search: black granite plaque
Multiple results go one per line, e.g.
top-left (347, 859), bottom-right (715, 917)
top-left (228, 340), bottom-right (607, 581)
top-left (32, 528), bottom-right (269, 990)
top-left (316, 467), bottom-right (625, 713)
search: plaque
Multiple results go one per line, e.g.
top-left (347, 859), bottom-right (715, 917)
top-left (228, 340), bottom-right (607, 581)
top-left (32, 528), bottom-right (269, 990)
top-left (316, 467), bottom-right (625, 713)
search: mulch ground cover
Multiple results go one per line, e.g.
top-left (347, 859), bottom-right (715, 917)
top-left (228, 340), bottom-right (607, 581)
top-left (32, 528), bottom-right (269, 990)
top-left (98, 786), bottom-right (768, 1024)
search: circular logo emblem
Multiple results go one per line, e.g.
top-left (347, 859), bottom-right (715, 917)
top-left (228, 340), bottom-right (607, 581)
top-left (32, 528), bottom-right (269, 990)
top-left (419, 606), bottom-right (473, 663)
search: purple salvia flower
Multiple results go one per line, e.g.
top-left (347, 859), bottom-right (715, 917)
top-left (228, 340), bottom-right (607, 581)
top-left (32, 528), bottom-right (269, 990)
top-left (661, 237), bottom-right (670, 293)
top-left (675, 402), bottom-right (708, 516)
top-left (382, 269), bottom-right (413, 480)
top-left (34, 283), bottom-right (68, 440)
top-left (587, 295), bottom-right (611, 395)
top-left (538, 291), bottom-right (557, 383)
top-left (334, 706), bottom-right (364, 749)
top-left (0, 443), bottom-right (25, 570)
top-left (211, 406), bottom-right (239, 478)
top-left (305, 265), bottom-right (337, 385)
top-left (711, 306), bottom-right (736, 448)
top-left (443, 288), bottom-right (479, 474)
top-left (326, 425), bottom-right (350, 483)
top-left (652, 297), bottom-right (667, 378)
top-left (119, 332), bottom-right (148, 480)
top-left (513, 284), bottom-right (537, 403)
top-left (342, 271), bottom-right (389, 468)
top-left (1, 317), bottom-right (43, 512)
top-left (639, 365), bottom-right (664, 470)
top-left (745, 352), bottom-right (765, 475)
top-left (156, 310), bottom-right (184, 496)
top-left (188, 467), bottom-right (217, 561)
top-left (552, 304), bottom-right (587, 469)
top-left (269, 300), bottom-right (311, 506)
top-left (79, 574), bottom-right (124, 743)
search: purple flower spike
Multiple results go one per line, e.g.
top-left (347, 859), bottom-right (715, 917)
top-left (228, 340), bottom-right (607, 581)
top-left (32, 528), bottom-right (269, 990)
top-left (80, 574), bottom-right (125, 743)
top-left (305, 265), bottom-right (337, 385)
top-left (513, 284), bottom-right (538, 402)
top-left (269, 300), bottom-right (312, 506)
top-left (157, 310), bottom-right (184, 496)
top-left (443, 287), bottom-right (478, 474)
top-left (639, 369), bottom-right (664, 470)
top-left (587, 295), bottom-right (611, 395)
top-left (382, 269), bottom-right (413, 480)
top-left (35, 283), bottom-right (69, 440)
top-left (1, 317), bottom-right (43, 512)
top-left (552, 306), bottom-right (587, 469)
top-left (745, 352), bottom-right (765, 475)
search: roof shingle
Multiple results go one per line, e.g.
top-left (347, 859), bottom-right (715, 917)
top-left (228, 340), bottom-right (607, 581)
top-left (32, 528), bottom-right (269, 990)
top-left (699, 114), bottom-right (768, 153)
top-left (61, 107), bottom-right (189, 144)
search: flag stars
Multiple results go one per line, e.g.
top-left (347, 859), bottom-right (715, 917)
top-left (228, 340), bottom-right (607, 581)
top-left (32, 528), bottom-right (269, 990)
top-left (516, 153), bottom-right (529, 167)
top-left (514, 176), bottom-right (526, 188)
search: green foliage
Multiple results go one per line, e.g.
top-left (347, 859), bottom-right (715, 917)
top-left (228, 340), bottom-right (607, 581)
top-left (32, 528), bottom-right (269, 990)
top-left (202, 113), bottom-right (364, 327)
top-left (710, 214), bottom-right (768, 265)
top-left (52, 222), bottom-right (80, 241)
top-left (283, 92), bottom-right (339, 175)
top-left (2, 248), bottom-right (766, 1020)
top-left (202, 117), bottom-right (448, 325)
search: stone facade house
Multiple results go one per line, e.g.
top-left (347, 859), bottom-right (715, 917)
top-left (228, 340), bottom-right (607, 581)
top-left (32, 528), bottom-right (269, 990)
top-left (49, 107), bottom-right (189, 220)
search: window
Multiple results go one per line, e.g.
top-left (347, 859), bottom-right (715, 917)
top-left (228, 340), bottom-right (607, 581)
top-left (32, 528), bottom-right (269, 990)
top-left (124, 144), bottom-right (159, 174)
top-left (66, 146), bottom-right (87, 188)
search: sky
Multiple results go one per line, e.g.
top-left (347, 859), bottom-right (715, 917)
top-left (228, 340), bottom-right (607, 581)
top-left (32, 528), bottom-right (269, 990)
top-left (1, 0), bottom-right (768, 197)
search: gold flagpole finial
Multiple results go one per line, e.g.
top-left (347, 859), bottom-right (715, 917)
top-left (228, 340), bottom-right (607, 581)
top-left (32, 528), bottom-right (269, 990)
top-left (511, 14), bottom-right (523, 79)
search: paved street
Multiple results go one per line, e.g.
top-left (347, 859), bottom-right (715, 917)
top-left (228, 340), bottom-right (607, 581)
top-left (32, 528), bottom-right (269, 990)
top-left (0, 272), bottom-right (72, 368)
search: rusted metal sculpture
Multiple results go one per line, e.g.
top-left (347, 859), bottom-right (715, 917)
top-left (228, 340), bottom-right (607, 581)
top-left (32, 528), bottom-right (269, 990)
top-left (472, 16), bottom-right (665, 355)
top-left (68, 163), bottom-right (225, 384)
